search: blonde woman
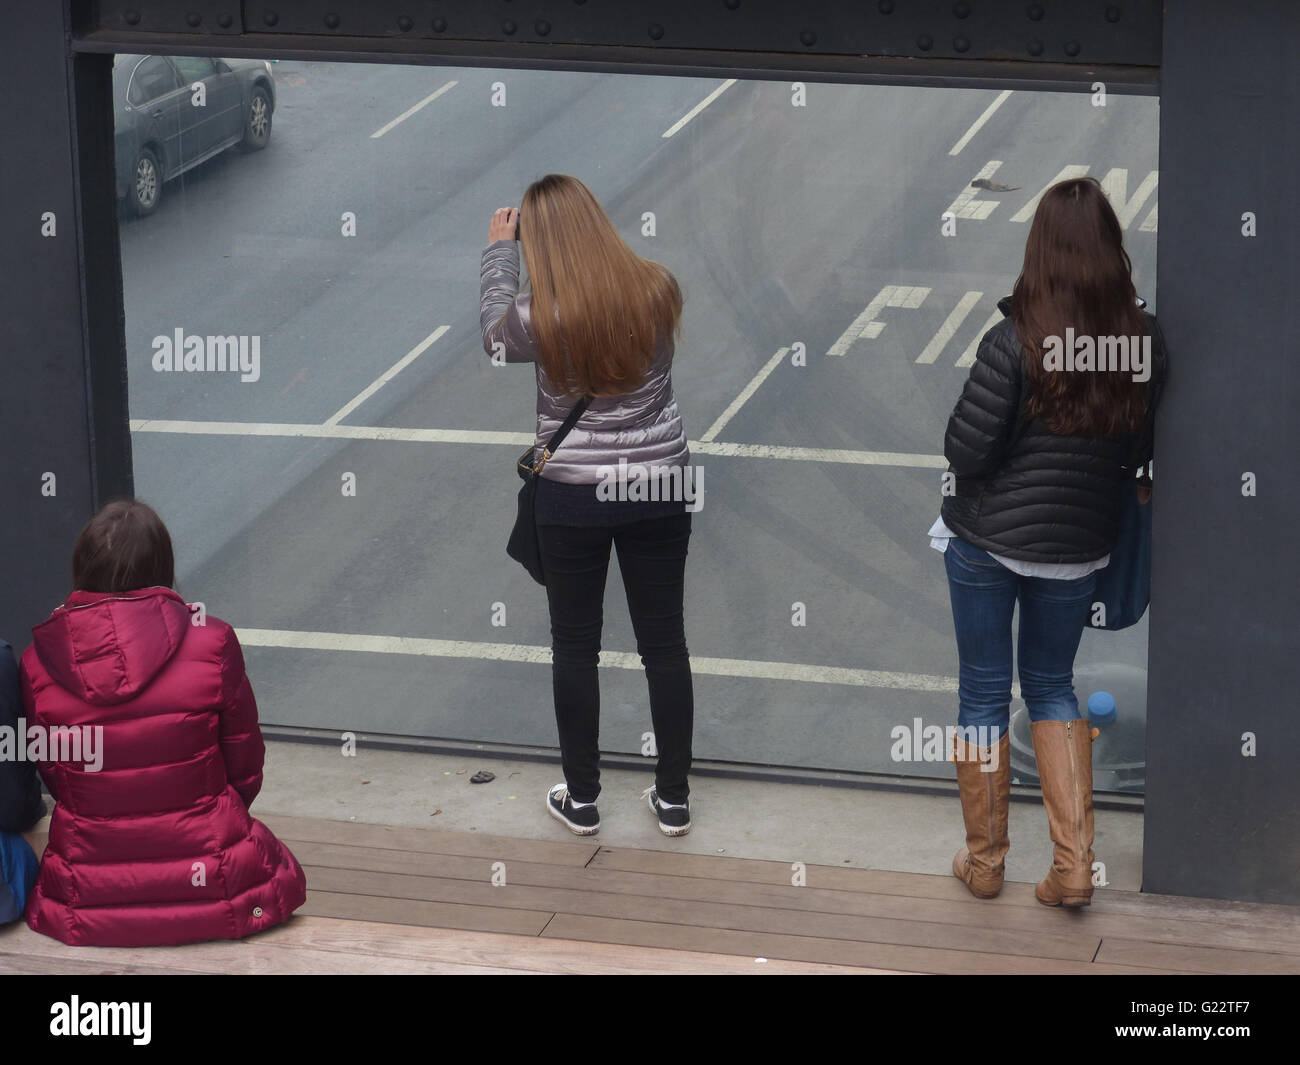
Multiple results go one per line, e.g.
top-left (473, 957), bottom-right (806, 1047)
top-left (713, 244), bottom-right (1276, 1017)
top-left (481, 174), bottom-right (696, 837)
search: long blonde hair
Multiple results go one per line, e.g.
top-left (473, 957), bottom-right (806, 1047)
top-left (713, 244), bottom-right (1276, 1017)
top-left (520, 174), bottom-right (682, 396)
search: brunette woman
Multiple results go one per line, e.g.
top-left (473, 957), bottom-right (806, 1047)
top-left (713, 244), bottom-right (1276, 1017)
top-left (20, 500), bottom-right (307, 945)
top-left (481, 174), bottom-right (695, 837)
top-left (931, 177), bottom-right (1166, 906)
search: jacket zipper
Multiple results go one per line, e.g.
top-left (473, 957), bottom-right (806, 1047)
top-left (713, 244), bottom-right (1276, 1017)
top-left (1066, 720), bottom-right (1084, 886)
top-left (58, 587), bottom-right (178, 613)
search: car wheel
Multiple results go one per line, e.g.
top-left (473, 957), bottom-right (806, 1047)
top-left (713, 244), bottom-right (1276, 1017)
top-left (240, 87), bottom-right (272, 150)
top-left (127, 147), bottom-right (162, 217)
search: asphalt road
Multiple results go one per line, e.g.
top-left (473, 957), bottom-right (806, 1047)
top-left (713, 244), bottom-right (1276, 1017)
top-left (122, 60), bottom-right (1159, 780)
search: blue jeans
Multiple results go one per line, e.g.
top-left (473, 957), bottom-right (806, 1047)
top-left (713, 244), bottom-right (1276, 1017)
top-left (944, 537), bottom-right (1096, 741)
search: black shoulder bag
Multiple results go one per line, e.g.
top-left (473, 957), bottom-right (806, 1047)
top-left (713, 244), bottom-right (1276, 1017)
top-left (507, 396), bottom-right (592, 585)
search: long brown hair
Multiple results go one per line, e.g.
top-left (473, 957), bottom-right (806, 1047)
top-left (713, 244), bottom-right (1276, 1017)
top-left (71, 499), bottom-right (175, 594)
top-left (1012, 177), bottom-right (1148, 436)
top-left (519, 174), bottom-right (683, 397)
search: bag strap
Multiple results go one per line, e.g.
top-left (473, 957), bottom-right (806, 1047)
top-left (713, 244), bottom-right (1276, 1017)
top-left (534, 395), bottom-right (592, 472)
top-left (1124, 314), bottom-right (1166, 471)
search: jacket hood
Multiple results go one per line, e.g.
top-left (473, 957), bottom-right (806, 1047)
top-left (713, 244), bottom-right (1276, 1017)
top-left (31, 588), bottom-right (191, 706)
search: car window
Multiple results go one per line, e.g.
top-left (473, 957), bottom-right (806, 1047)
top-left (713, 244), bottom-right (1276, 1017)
top-left (170, 56), bottom-right (219, 85)
top-left (127, 56), bottom-right (182, 105)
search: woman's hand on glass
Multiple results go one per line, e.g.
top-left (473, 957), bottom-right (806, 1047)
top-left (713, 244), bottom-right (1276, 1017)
top-left (489, 207), bottom-right (519, 243)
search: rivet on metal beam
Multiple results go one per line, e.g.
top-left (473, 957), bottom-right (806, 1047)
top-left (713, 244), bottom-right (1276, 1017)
top-left (916, 34), bottom-right (934, 50)
top-left (536, 19), bottom-right (551, 36)
top-left (953, 2), bottom-right (971, 18)
top-left (186, 12), bottom-right (202, 27)
top-left (800, 29), bottom-right (817, 47)
top-left (432, 17), bottom-right (447, 32)
top-left (878, 0), bottom-right (894, 13)
top-left (324, 12), bottom-right (340, 30)
top-left (725, 0), bottom-right (741, 10)
top-left (648, 23), bottom-right (664, 40)
top-left (1063, 40), bottom-right (1081, 56)
top-left (217, 12), bottom-right (233, 28)
top-left (1105, 5), bottom-right (1122, 22)
top-left (1027, 3), bottom-right (1044, 21)
top-left (398, 16), bottom-right (412, 32)
top-left (262, 11), bottom-right (278, 27)
top-left (1027, 38), bottom-right (1044, 56)
top-left (124, 9), bottom-right (141, 25)
top-left (953, 36), bottom-right (970, 52)
top-left (502, 19), bottom-right (517, 34)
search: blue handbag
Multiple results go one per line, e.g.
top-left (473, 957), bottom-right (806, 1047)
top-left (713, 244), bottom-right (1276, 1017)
top-left (0, 831), bottom-right (38, 925)
top-left (1092, 468), bottom-right (1153, 631)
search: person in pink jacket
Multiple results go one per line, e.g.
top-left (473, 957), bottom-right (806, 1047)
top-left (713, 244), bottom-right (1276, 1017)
top-left (21, 499), bottom-right (306, 946)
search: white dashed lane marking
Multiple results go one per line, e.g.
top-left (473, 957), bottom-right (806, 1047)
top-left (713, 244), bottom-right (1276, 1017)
top-left (370, 80), bottom-right (458, 139)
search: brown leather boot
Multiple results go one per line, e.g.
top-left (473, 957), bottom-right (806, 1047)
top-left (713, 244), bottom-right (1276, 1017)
top-left (951, 730), bottom-right (1011, 898)
top-left (1031, 718), bottom-right (1095, 907)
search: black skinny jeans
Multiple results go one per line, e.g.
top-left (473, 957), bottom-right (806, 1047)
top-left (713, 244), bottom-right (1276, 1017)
top-left (537, 513), bottom-right (694, 805)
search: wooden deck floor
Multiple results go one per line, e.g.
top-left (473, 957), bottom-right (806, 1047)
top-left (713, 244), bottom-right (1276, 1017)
top-left (2, 812), bottom-right (1298, 974)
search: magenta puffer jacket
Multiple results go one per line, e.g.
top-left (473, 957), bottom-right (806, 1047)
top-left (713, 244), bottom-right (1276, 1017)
top-left (19, 587), bottom-right (306, 947)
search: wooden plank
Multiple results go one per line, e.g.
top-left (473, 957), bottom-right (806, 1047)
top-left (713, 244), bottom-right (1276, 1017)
top-left (590, 846), bottom-right (1051, 906)
top-left (591, 847), bottom-right (1300, 943)
top-left (288, 839), bottom-right (1300, 957)
top-left (264, 915), bottom-right (897, 975)
top-left (301, 865), bottom-right (1100, 962)
top-left (0, 921), bottom-right (533, 976)
top-left (542, 913), bottom-right (1192, 975)
top-left (1095, 937), bottom-right (1300, 975)
top-left (0, 952), bottom-right (202, 975)
top-left (300, 887), bottom-right (554, 937)
top-left (260, 813), bottom-right (599, 867)
top-left (1086, 890), bottom-right (1300, 941)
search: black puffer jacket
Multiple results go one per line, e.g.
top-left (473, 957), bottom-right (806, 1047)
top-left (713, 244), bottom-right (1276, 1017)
top-left (0, 641), bottom-right (44, 834)
top-left (940, 298), bottom-right (1167, 564)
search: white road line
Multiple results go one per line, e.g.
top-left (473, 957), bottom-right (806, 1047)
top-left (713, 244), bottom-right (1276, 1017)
top-left (235, 627), bottom-right (961, 694)
top-left (954, 308), bottom-right (1005, 368)
top-left (915, 291), bottom-right (983, 364)
top-left (662, 79), bottom-right (736, 138)
top-left (700, 347), bottom-right (790, 442)
top-left (828, 285), bottom-right (931, 356)
top-left (370, 80), bottom-right (458, 139)
top-left (944, 160), bottom-right (1004, 220)
top-left (691, 442), bottom-right (947, 469)
top-left (325, 327), bottom-right (449, 426)
top-left (1011, 164), bottom-right (1090, 222)
top-left (130, 419), bottom-right (535, 446)
top-left (128, 419), bottom-right (948, 469)
top-left (948, 89), bottom-right (1012, 156)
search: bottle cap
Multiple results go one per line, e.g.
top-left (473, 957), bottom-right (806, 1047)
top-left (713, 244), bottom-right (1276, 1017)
top-left (1087, 691), bottom-right (1118, 726)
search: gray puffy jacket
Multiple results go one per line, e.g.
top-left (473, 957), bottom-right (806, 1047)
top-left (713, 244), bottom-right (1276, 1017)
top-left (480, 240), bottom-right (690, 484)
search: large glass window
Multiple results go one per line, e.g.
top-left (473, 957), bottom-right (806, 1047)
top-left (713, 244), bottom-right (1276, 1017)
top-left (117, 59), bottom-right (1157, 790)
